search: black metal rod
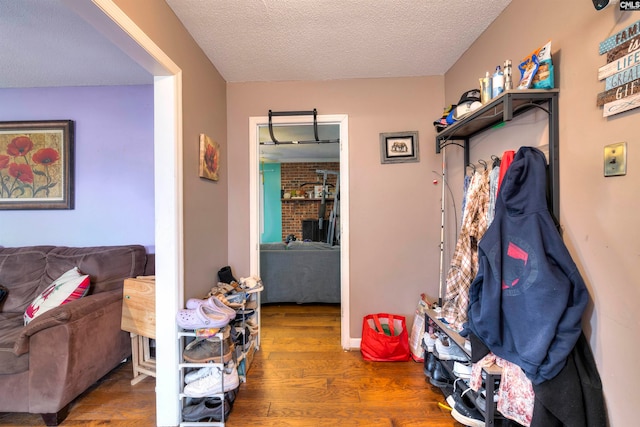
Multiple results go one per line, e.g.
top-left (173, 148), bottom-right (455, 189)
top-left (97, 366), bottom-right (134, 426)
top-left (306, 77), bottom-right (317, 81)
top-left (268, 109), bottom-right (332, 144)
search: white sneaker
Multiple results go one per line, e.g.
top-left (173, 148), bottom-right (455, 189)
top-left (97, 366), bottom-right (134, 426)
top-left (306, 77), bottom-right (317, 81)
top-left (183, 361), bottom-right (239, 397)
top-left (435, 337), bottom-right (468, 362)
top-left (453, 361), bottom-right (472, 379)
top-left (184, 366), bottom-right (215, 385)
top-left (422, 333), bottom-right (437, 352)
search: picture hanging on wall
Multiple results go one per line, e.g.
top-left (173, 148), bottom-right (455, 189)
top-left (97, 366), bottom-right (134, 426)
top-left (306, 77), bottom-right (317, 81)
top-left (380, 131), bottom-right (419, 164)
top-left (199, 133), bottom-right (220, 181)
top-left (0, 120), bottom-right (75, 210)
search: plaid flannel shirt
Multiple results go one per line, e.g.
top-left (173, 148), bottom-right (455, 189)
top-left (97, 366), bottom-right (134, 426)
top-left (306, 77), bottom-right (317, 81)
top-left (442, 170), bottom-right (490, 330)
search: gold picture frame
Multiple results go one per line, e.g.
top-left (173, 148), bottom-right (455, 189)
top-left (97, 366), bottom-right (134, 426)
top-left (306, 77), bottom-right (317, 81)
top-left (0, 120), bottom-right (74, 210)
top-left (199, 134), bottom-right (219, 181)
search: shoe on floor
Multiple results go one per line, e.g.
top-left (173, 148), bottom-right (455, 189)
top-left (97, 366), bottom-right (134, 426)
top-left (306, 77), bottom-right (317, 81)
top-left (183, 361), bottom-right (240, 397)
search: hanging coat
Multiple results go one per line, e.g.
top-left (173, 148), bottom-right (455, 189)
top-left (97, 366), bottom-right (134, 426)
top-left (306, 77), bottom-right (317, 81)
top-left (466, 146), bottom-right (589, 385)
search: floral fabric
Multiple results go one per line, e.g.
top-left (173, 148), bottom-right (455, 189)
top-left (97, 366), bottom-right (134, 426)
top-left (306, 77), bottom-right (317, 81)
top-left (470, 353), bottom-right (535, 427)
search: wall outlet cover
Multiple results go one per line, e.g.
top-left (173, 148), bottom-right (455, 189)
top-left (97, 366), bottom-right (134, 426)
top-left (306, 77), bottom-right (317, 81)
top-left (604, 142), bottom-right (627, 177)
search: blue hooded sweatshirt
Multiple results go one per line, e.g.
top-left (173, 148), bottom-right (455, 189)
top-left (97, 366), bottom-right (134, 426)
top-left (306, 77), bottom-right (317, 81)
top-left (466, 146), bottom-right (588, 385)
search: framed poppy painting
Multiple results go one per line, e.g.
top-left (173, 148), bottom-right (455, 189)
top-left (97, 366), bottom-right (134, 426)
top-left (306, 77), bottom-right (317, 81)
top-left (199, 133), bottom-right (219, 181)
top-left (0, 120), bottom-right (74, 210)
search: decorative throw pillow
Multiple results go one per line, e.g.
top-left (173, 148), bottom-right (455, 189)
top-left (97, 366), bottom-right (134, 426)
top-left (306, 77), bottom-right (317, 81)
top-left (24, 267), bottom-right (90, 325)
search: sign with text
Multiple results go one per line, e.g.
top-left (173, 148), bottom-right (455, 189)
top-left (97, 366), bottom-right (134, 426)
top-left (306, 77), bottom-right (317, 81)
top-left (599, 21), bottom-right (640, 116)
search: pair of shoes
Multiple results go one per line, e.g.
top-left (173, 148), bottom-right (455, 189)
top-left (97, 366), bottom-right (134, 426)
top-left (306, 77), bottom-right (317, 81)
top-left (208, 282), bottom-right (239, 297)
top-left (423, 352), bottom-right (437, 378)
top-left (453, 361), bottom-right (472, 379)
top-left (186, 296), bottom-right (236, 321)
top-left (435, 337), bottom-right (468, 362)
top-left (218, 265), bottom-right (237, 284)
top-left (475, 387), bottom-right (498, 411)
top-left (239, 276), bottom-right (262, 290)
top-left (183, 361), bottom-right (240, 397)
top-left (232, 326), bottom-right (252, 351)
top-left (429, 359), bottom-right (455, 388)
top-left (214, 292), bottom-right (245, 308)
top-left (234, 308), bottom-right (255, 322)
top-left (176, 305), bottom-right (231, 330)
top-left (445, 378), bottom-right (471, 408)
top-left (182, 396), bottom-right (231, 422)
top-left (245, 317), bottom-right (259, 336)
top-left (422, 333), bottom-right (437, 353)
top-left (447, 380), bottom-right (485, 427)
top-left (183, 332), bottom-right (234, 363)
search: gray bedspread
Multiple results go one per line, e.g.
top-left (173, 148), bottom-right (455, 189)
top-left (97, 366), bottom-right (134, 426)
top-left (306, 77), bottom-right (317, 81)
top-left (260, 241), bottom-right (340, 304)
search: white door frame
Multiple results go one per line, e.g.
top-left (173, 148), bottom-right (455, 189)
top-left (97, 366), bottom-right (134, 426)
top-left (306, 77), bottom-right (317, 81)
top-left (249, 115), bottom-right (351, 349)
top-left (68, 1), bottom-right (183, 425)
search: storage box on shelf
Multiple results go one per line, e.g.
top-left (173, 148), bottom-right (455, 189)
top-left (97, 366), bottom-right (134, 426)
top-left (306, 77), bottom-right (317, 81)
top-left (425, 307), bottom-right (503, 427)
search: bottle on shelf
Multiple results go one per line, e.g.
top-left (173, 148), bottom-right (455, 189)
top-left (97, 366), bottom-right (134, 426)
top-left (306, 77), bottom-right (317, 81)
top-left (504, 59), bottom-right (513, 91)
top-left (492, 65), bottom-right (504, 98)
top-left (480, 71), bottom-right (492, 104)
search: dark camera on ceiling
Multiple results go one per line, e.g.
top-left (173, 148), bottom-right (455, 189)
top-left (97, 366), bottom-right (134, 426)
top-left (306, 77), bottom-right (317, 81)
top-left (592, 0), bottom-right (618, 10)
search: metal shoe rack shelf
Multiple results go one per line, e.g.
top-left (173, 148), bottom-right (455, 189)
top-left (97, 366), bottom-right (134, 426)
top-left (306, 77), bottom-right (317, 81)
top-left (177, 286), bottom-right (263, 427)
top-left (430, 89), bottom-right (559, 426)
top-left (425, 308), bottom-right (503, 426)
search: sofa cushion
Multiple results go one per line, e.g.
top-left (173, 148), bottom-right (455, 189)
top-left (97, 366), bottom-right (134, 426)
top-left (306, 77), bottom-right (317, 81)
top-left (0, 312), bottom-right (29, 375)
top-left (44, 245), bottom-right (147, 294)
top-left (24, 267), bottom-right (90, 325)
top-left (0, 246), bottom-right (56, 314)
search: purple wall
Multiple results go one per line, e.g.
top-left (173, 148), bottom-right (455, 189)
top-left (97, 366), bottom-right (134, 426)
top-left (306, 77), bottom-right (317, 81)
top-left (0, 85), bottom-right (154, 251)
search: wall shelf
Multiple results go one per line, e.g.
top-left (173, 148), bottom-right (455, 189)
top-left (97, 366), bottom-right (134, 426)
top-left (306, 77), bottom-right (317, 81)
top-left (435, 88), bottom-right (559, 221)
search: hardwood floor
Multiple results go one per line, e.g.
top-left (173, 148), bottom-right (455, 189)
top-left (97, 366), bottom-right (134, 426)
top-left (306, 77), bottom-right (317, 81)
top-left (0, 304), bottom-right (462, 426)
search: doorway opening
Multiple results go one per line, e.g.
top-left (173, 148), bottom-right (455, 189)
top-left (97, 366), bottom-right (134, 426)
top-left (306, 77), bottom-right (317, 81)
top-left (249, 114), bottom-right (351, 349)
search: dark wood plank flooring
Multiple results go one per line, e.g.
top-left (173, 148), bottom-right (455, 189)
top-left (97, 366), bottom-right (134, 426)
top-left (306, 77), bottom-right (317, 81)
top-left (0, 304), bottom-right (461, 426)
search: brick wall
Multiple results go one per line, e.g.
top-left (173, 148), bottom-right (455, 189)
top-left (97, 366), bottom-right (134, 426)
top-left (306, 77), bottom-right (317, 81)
top-left (280, 162), bottom-right (339, 241)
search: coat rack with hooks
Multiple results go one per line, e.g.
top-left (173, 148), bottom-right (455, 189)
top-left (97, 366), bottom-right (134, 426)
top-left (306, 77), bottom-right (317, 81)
top-left (435, 89), bottom-right (559, 220)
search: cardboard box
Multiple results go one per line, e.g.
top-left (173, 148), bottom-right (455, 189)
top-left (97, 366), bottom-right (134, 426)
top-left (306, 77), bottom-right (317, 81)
top-left (121, 276), bottom-right (156, 339)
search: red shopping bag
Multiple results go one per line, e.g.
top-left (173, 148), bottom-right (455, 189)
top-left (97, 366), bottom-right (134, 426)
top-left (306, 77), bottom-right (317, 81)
top-left (360, 313), bottom-right (411, 362)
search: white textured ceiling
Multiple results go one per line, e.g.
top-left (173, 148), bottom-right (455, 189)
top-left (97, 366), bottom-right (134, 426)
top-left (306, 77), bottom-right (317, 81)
top-left (166, 0), bottom-right (513, 82)
top-left (1, 0), bottom-right (511, 88)
top-left (1, 0), bottom-right (511, 161)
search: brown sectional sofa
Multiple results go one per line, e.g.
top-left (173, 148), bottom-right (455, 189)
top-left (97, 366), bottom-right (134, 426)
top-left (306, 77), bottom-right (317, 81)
top-left (0, 245), bottom-right (150, 425)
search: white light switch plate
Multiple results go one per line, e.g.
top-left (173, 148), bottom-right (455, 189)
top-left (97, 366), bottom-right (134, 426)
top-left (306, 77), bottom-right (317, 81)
top-left (604, 142), bottom-right (627, 177)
